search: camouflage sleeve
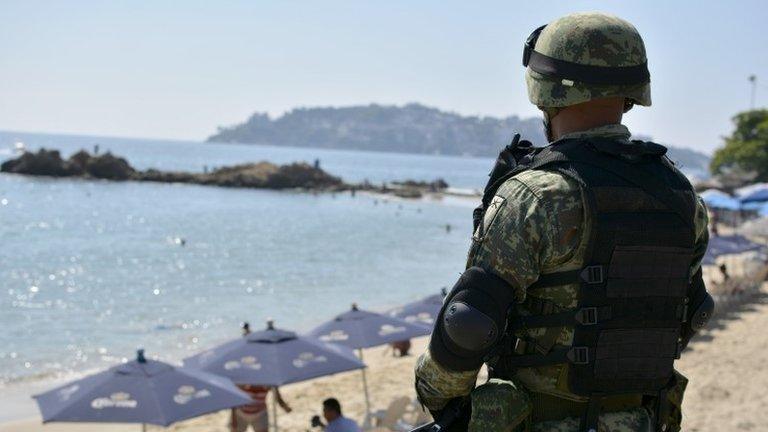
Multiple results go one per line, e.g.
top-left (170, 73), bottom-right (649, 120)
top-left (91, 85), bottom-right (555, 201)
top-left (414, 172), bottom-right (584, 411)
top-left (690, 195), bottom-right (710, 275)
top-left (414, 350), bottom-right (478, 412)
top-left (469, 170), bottom-right (585, 300)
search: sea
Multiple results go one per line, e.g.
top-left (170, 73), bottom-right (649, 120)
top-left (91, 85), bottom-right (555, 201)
top-left (0, 131), bottom-right (495, 420)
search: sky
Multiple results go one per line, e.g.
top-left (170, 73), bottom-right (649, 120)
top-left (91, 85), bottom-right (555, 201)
top-left (1, 1), bottom-right (766, 153)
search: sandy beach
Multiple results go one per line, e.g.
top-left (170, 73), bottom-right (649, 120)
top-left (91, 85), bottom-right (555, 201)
top-left (2, 282), bottom-right (766, 432)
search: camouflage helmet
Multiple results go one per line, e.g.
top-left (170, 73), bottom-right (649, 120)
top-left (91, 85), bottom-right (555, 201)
top-left (524, 12), bottom-right (651, 108)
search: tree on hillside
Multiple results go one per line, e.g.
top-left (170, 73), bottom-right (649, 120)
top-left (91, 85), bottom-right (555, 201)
top-left (710, 109), bottom-right (768, 182)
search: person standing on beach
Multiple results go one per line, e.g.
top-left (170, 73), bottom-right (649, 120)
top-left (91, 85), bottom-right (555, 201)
top-left (415, 12), bottom-right (713, 432)
top-left (229, 385), bottom-right (292, 432)
top-left (229, 322), bottom-right (293, 432)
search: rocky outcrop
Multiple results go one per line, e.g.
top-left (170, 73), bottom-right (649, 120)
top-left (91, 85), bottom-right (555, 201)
top-left (85, 153), bottom-right (135, 180)
top-left (0, 149), bottom-right (135, 180)
top-left (135, 161), bottom-right (343, 190)
top-left (1, 149), bottom-right (73, 177)
top-left (1, 148), bottom-right (451, 197)
top-left (1, 148), bottom-right (343, 191)
top-left (391, 178), bottom-right (448, 192)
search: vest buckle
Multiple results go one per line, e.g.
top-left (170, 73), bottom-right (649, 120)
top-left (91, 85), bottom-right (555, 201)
top-left (575, 307), bottom-right (598, 325)
top-left (567, 347), bottom-right (590, 365)
top-left (580, 265), bottom-right (604, 284)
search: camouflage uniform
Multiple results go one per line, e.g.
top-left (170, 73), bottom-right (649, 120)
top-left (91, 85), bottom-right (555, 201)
top-left (416, 124), bottom-right (709, 431)
top-left (415, 12), bottom-right (709, 431)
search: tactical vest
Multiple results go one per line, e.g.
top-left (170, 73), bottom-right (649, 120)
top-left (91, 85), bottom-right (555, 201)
top-left (475, 135), bottom-right (698, 431)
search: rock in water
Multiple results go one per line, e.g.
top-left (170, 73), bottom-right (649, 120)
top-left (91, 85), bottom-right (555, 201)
top-left (264, 163), bottom-right (343, 189)
top-left (0, 149), bottom-right (71, 176)
top-left (85, 153), bottom-right (135, 180)
top-left (67, 150), bottom-right (92, 175)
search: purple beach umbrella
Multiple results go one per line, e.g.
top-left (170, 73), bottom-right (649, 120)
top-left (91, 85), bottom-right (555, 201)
top-left (183, 320), bottom-right (365, 386)
top-left (387, 288), bottom-right (447, 329)
top-left (308, 303), bottom-right (431, 349)
top-left (183, 320), bottom-right (366, 431)
top-left (703, 234), bottom-right (766, 265)
top-left (33, 349), bottom-right (252, 430)
top-left (307, 304), bottom-right (431, 417)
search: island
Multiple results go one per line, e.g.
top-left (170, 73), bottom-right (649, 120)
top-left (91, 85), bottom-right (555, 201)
top-left (0, 149), bottom-right (449, 199)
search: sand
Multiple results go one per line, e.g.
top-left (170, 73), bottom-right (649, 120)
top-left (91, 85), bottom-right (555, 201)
top-left (3, 284), bottom-right (767, 432)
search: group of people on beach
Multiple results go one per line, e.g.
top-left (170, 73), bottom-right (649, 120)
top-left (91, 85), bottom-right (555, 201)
top-left (229, 386), bottom-right (360, 432)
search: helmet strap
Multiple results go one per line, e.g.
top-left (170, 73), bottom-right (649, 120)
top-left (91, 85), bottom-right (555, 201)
top-left (541, 107), bottom-right (562, 143)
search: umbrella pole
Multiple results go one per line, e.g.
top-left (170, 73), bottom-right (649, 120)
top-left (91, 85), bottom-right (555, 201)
top-left (141, 424), bottom-right (146, 432)
top-left (358, 349), bottom-right (372, 420)
top-left (272, 391), bottom-right (279, 432)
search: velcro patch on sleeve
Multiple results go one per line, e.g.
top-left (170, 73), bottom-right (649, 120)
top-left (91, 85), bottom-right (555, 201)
top-left (473, 195), bottom-right (506, 241)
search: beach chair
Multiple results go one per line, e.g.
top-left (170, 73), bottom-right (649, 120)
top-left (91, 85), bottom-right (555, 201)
top-left (362, 396), bottom-right (412, 431)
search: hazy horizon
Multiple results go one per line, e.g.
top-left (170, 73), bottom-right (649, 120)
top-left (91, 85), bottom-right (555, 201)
top-left (1, 1), bottom-right (766, 153)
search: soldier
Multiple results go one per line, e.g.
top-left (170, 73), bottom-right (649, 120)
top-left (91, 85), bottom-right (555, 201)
top-left (415, 12), bottom-right (713, 432)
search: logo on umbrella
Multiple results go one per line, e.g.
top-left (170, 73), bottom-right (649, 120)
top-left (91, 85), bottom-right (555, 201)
top-left (173, 385), bottom-right (212, 405)
top-left (91, 392), bottom-right (138, 409)
top-left (292, 352), bottom-right (328, 368)
top-left (57, 384), bottom-right (79, 402)
top-left (404, 313), bottom-right (434, 324)
top-left (319, 330), bottom-right (349, 342)
top-left (224, 356), bottom-right (262, 371)
top-left (378, 324), bottom-right (406, 336)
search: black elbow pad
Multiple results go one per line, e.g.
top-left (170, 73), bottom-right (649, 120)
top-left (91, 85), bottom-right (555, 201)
top-left (690, 293), bottom-right (714, 332)
top-left (429, 267), bottom-right (517, 371)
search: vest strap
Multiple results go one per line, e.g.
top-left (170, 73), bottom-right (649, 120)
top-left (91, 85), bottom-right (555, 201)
top-left (528, 269), bottom-right (581, 291)
top-left (501, 346), bottom-right (591, 368)
top-left (511, 306), bottom-right (612, 328)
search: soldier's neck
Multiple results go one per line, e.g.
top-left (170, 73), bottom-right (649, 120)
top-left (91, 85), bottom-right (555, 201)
top-left (549, 99), bottom-right (624, 141)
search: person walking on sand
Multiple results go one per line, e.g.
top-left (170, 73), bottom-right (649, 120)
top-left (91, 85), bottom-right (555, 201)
top-left (229, 385), bottom-right (292, 432)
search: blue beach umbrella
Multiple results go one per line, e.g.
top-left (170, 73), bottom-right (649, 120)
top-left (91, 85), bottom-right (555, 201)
top-left (702, 234), bottom-right (766, 265)
top-left (741, 187), bottom-right (768, 204)
top-left (33, 350), bottom-right (252, 431)
top-left (308, 303), bottom-right (432, 350)
top-left (387, 288), bottom-right (447, 329)
top-left (699, 189), bottom-right (742, 210)
top-left (307, 304), bottom-right (431, 417)
top-left (183, 321), bottom-right (365, 386)
top-left (184, 321), bottom-right (365, 431)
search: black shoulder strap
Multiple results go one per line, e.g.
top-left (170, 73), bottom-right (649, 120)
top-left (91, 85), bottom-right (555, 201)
top-left (525, 140), bottom-right (696, 231)
top-left (473, 134), bottom-right (541, 231)
top-left (479, 134), bottom-right (538, 207)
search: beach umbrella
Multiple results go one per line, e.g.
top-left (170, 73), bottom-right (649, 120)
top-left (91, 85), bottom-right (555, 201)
top-left (699, 189), bottom-right (742, 210)
top-left (735, 183), bottom-right (768, 199)
top-left (33, 349), bottom-right (252, 431)
top-left (183, 320), bottom-right (365, 385)
top-left (183, 320), bottom-right (365, 431)
top-left (307, 304), bottom-right (431, 417)
top-left (741, 201), bottom-right (768, 217)
top-left (387, 288), bottom-right (447, 329)
top-left (702, 234), bottom-right (766, 265)
top-left (740, 187), bottom-right (768, 204)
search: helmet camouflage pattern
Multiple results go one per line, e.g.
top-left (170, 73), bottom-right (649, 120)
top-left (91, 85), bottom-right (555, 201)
top-left (525, 12), bottom-right (652, 108)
